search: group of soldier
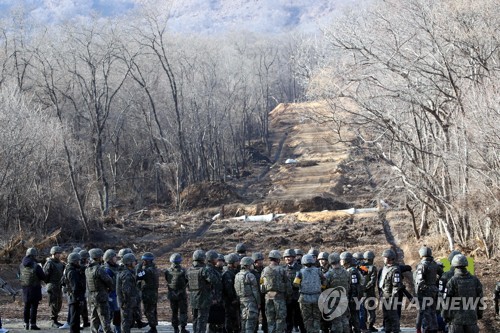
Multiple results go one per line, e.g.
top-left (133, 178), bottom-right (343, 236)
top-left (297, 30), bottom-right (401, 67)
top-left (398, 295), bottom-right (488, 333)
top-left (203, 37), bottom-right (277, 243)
top-left (12, 242), bottom-right (486, 333)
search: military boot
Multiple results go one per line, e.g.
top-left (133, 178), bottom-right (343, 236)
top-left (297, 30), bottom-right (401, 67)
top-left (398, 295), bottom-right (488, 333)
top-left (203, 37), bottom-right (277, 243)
top-left (180, 327), bottom-right (189, 333)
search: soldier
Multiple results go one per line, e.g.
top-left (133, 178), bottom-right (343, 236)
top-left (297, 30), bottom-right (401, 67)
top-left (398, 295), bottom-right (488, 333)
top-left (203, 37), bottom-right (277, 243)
top-left (43, 246), bottom-right (65, 327)
top-left (216, 254), bottom-right (226, 273)
top-left (362, 251), bottom-right (378, 332)
top-left (165, 253), bottom-right (189, 333)
top-left (294, 249), bottom-right (304, 269)
top-left (63, 253), bottom-right (86, 333)
top-left (19, 247), bottom-right (46, 330)
top-left (378, 249), bottom-right (403, 333)
top-left (317, 251), bottom-right (330, 333)
top-left (85, 248), bottom-right (115, 333)
top-left (117, 253), bottom-right (139, 333)
top-left (340, 252), bottom-right (362, 333)
top-left (438, 250), bottom-right (462, 298)
top-left (103, 249), bottom-right (121, 333)
top-left (414, 247), bottom-right (442, 333)
top-left (187, 249), bottom-right (218, 333)
top-left (260, 250), bottom-right (291, 333)
top-left (138, 252), bottom-right (159, 333)
top-left (79, 249), bottom-right (91, 328)
top-left (236, 243), bottom-right (248, 261)
top-left (307, 248), bottom-right (320, 267)
top-left (117, 248), bottom-right (148, 329)
top-left (442, 254), bottom-right (483, 333)
top-left (353, 252), bottom-right (367, 332)
top-left (222, 253), bottom-right (241, 333)
top-left (324, 252), bottom-right (350, 333)
top-left (251, 252), bottom-right (268, 333)
top-left (283, 249), bottom-right (305, 333)
top-left (236, 257), bottom-right (261, 333)
top-left (206, 250), bottom-right (224, 333)
top-left (293, 254), bottom-right (323, 333)
top-left (353, 253), bottom-right (364, 267)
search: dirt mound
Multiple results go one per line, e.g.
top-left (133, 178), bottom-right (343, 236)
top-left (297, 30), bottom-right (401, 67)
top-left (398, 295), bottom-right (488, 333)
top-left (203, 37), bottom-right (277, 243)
top-left (180, 181), bottom-right (241, 209)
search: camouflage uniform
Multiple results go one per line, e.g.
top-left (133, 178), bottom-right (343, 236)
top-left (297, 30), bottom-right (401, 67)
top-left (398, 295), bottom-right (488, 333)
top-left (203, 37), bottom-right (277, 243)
top-left (188, 260), bottom-right (219, 333)
top-left (43, 256), bottom-right (65, 325)
top-left (261, 261), bottom-right (291, 333)
top-left (222, 266), bottom-right (241, 333)
top-left (378, 263), bottom-right (403, 333)
top-left (138, 260), bottom-right (159, 332)
top-left (414, 256), bottom-right (441, 332)
top-left (324, 266), bottom-right (351, 333)
top-left (86, 261), bottom-right (115, 333)
top-left (117, 264), bottom-right (139, 333)
top-left (295, 265), bottom-right (323, 333)
top-left (236, 264), bottom-right (261, 333)
top-left (442, 267), bottom-right (483, 333)
top-left (165, 263), bottom-right (189, 332)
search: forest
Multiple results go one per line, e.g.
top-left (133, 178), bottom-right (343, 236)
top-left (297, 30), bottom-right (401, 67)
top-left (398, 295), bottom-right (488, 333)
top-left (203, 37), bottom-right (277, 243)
top-left (0, 0), bottom-right (498, 256)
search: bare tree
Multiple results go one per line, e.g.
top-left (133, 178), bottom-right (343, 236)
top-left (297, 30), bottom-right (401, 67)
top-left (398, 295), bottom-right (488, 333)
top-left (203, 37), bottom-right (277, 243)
top-left (310, 0), bottom-right (500, 253)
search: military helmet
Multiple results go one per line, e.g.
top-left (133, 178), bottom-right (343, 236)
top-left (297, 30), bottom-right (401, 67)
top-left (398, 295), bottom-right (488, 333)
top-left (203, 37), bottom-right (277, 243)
top-left (79, 250), bottom-right (90, 259)
top-left (448, 250), bottom-right (461, 263)
top-left (451, 254), bottom-right (468, 268)
top-left (339, 251), bottom-right (353, 263)
top-left (294, 249), bottom-right (304, 256)
top-left (225, 253), bottom-right (240, 265)
top-left (268, 250), bottom-right (281, 260)
top-left (240, 256), bottom-right (254, 267)
top-left (89, 248), bottom-right (103, 260)
top-left (307, 248), bottom-right (319, 257)
top-left (218, 254), bottom-right (226, 261)
top-left (142, 252), bottom-right (154, 261)
top-left (26, 248), bottom-right (38, 257)
top-left (206, 250), bottom-right (219, 262)
top-left (382, 249), bottom-right (396, 260)
top-left (318, 252), bottom-right (329, 260)
top-left (68, 253), bottom-right (81, 264)
top-left (103, 249), bottom-right (117, 262)
top-left (363, 251), bottom-right (375, 260)
top-left (72, 247), bottom-right (82, 254)
top-left (419, 246), bottom-right (432, 257)
top-left (118, 248), bottom-right (133, 258)
top-left (235, 243), bottom-right (247, 254)
top-left (192, 249), bottom-right (206, 261)
top-left (122, 253), bottom-right (137, 265)
top-left (283, 249), bottom-right (296, 257)
top-left (301, 254), bottom-right (316, 265)
top-left (50, 246), bottom-right (63, 255)
top-left (328, 252), bottom-right (340, 264)
top-left (170, 253), bottom-right (182, 263)
top-left (353, 252), bottom-right (364, 261)
top-left (252, 252), bottom-right (264, 261)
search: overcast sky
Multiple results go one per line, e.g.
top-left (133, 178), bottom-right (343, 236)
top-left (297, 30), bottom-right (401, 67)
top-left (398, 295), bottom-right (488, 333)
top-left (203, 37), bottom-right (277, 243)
top-left (0, 0), bottom-right (353, 33)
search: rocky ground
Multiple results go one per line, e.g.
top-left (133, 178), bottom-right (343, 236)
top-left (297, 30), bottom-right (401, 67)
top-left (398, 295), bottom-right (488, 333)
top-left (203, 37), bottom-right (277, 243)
top-left (1, 102), bottom-right (498, 332)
